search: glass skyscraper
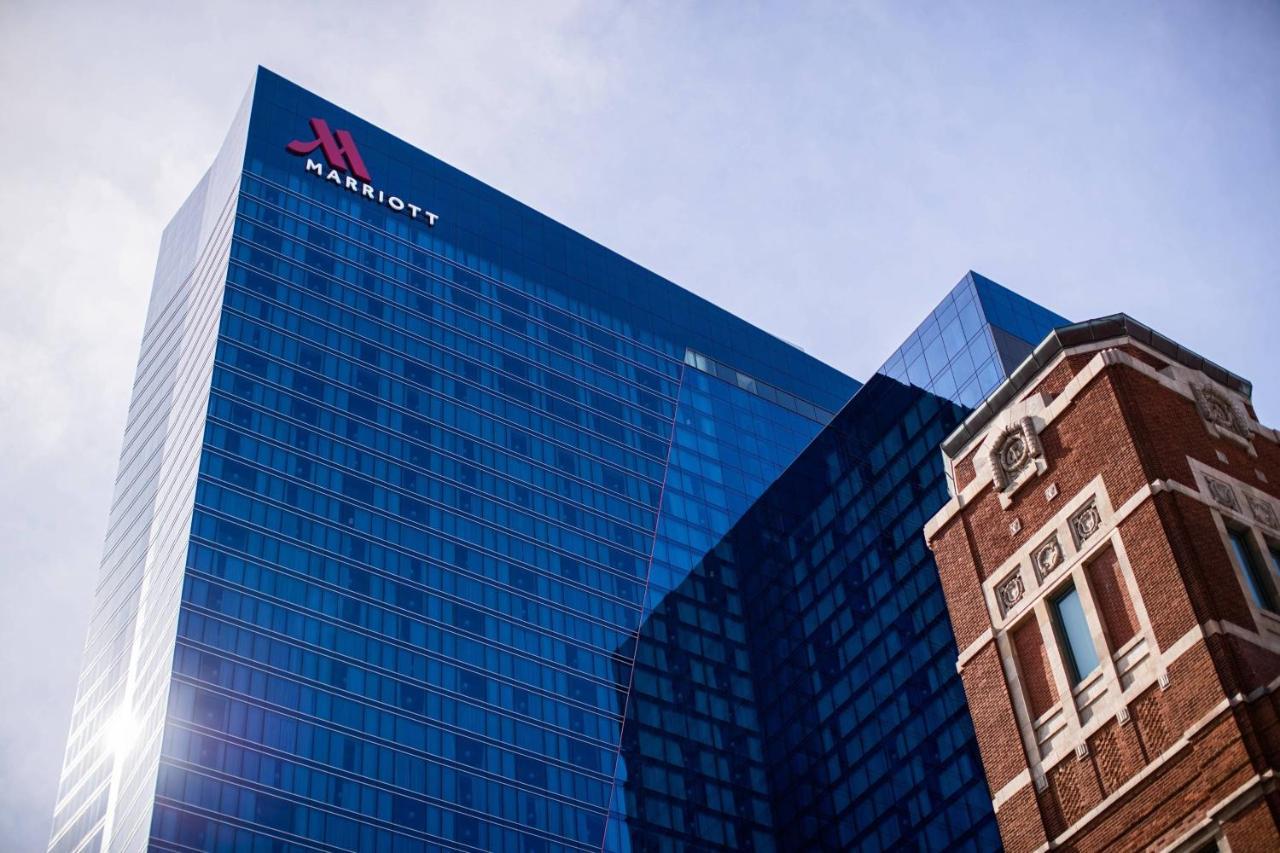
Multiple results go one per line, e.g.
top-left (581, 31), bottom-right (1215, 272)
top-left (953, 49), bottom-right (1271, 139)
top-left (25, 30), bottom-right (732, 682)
top-left (615, 273), bottom-right (1066, 851)
top-left (49, 67), bottom-right (1068, 853)
top-left (48, 68), bottom-right (856, 853)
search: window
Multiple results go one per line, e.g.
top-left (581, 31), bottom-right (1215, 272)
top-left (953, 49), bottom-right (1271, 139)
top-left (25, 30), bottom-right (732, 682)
top-left (1227, 527), bottom-right (1279, 613)
top-left (1050, 583), bottom-right (1100, 685)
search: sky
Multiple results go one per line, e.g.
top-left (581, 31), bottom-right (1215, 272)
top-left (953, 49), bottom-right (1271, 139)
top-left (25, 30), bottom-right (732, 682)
top-left (0, 1), bottom-right (1277, 848)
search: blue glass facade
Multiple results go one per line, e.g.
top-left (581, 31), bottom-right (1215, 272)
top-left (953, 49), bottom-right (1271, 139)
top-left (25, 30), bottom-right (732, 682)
top-left (48, 67), bottom-right (857, 853)
top-left (48, 65), bottom-right (1071, 853)
top-left (877, 271), bottom-right (1069, 410)
top-left (615, 274), bottom-right (1067, 850)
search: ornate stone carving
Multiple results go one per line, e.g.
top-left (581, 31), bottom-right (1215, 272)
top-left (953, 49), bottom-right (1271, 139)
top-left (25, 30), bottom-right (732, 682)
top-left (1070, 501), bottom-right (1102, 546)
top-left (1206, 476), bottom-right (1238, 510)
top-left (1193, 384), bottom-right (1251, 441)
top-left (996, 570), bottom-right (1026, 615)
top-left (999, 431), bottom-right (1030, 474)
top-left (1248, 495), bottom-right (1279, 529)
top-left (989, 417), bottom-right (1044, 491)
top-left (1034, 536), bottom-right (1064, 580)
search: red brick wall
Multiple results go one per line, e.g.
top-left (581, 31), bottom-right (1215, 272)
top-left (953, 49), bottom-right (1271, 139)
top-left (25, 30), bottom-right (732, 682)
top-left (1020, 351), bottom-right (1098, 402)
top-left (1113, 342), bottom-right (1168, 370)
top-left (955, 444), bottom-right (980, 491)
top-left (928, 338), bottom-right (1280, 850)
top-left (994, 784), bottom-right (1048, 853)
top-left (958, 642), bottom-right (1028, 793)
top-left (1036, 680), bottom-right (1264, 851)
top-left (1223, 794), bottom-right (1280, 853)
top-left (954, 372), bottom-right (1150, 581)
top-left (1064, 709), bottom-right (1256, 851)
top-left (1110, 363), bottom-right (1280, 505)
top-left (929, 514), bottom-right (991, 651)
top-left (1115, 497), bottom-right (1201, 650)
top-left (1013, 614), bottom-right (1058, 718)
top-left (1085, 545), bottom-right (1139, 648)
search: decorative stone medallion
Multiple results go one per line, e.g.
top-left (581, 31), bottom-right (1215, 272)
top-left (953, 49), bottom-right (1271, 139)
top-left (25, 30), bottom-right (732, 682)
top-left (996, 570), bottom-right (1026, 616)
top-left (1201, 392), bottom-right (1232, 426)
top-left (1193, 384), bottom-right (1251, 441)
top-left (1070, 501), bottom-right (1102, 546)
top-left (989, 417), bottom-right (1044, 492)
top-left (1000, 432), bottom-right (1029, 474)
top-left (1206, 476), bottom-right (1239, 511)
top-left (1034, 536), bottom-right (1064, 581)
top-left (1248, 495), bottom-right (1279, 529)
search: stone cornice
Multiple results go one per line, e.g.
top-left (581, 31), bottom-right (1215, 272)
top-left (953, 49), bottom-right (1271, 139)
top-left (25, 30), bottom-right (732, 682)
top-left (924, 340), bottom-right (1278, 545)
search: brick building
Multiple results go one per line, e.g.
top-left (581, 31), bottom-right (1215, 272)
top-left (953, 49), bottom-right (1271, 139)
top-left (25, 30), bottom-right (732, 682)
top-left (925, 315), bottom-right (1280, 852)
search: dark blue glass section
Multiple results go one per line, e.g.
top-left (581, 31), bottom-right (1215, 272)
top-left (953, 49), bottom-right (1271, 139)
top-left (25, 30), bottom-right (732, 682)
top-left (617, 274), bottom-right (1067, 850)
top-left (971, 271), bottom-right (1070, 355)
top-left (879, 271), bottom-right (1068, 409)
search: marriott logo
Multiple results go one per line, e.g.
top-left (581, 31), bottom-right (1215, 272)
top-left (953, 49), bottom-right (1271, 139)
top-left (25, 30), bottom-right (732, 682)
top-left (286, 117), bottom-right (439, 227)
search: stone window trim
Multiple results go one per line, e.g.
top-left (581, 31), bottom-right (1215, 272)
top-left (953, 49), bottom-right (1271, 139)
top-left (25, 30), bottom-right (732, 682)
top-left (1222, 519), bottom-right (1280, 639)
top-left (984, 476), bottom-right (1162, 789)
top-left (964, 479), bottom-right (1280, 820)
top-left (994, 570), bottom-right (1027, 617)
top-left (1190, 455), bottom-right (1280, 522)
top-left (1187, 458), bottom-right (1280, 612)
top-left (995, 539), bottom-right (1146, 783)
top-left (982, 476), bottom-right (1120, 631)
top-left (1193, 466), bottom-right (1280, 542)
top-left (1196, 461), bottom-right (1280, 643)
top-left (1166, 822), bottom-right (1230, 853)
top-left (1122, 462), bottom-right (1280, 653)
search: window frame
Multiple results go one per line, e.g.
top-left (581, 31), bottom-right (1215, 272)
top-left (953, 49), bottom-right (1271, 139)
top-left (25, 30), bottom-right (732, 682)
top-left (1264, 538), bottom-right (1280, 589)
top-left (1225, 524), bottom-right (1280, 614)
top-left (1048, 581), bottom-right (1101, 687)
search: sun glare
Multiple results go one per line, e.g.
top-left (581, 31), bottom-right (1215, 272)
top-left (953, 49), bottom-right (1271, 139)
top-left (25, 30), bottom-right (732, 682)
top-left (103, 707), bottom-right (138, 758)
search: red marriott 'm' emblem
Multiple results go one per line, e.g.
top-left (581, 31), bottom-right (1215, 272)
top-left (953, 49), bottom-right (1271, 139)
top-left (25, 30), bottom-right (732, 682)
top-left (286, 118), bottom-right (372, 182)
